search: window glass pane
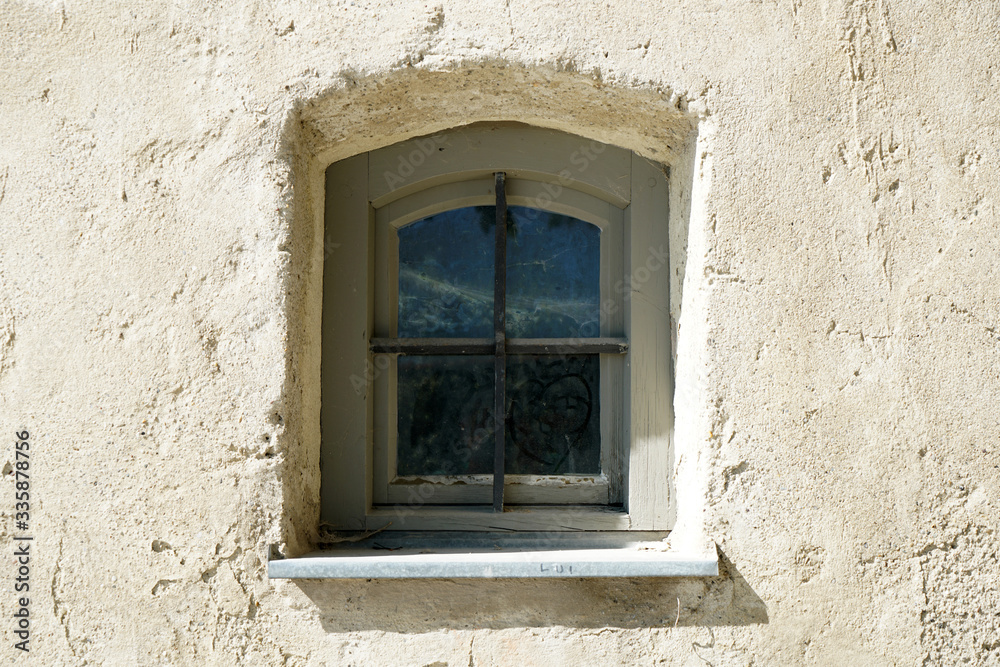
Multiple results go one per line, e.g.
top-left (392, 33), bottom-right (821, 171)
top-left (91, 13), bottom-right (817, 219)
top-left (397, 355), bottom-right (495, 476)
top-left (506, 206), bottom-right (600, 338)
top-left (506, 355), bottom-right (601, 475)
top-left (398, 206), bottom-right (494, 337)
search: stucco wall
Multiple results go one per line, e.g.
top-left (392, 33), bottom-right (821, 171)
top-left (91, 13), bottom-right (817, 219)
top-left (1, 0), bottom-right (998, 664)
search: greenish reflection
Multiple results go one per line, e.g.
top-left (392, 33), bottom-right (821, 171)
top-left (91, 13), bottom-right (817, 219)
top-left (394, 205), bottom-right (603, 479)
top-left (396, 206), bottom-right (601, 338)
top-left (398, 206), bottom-right (494, 338)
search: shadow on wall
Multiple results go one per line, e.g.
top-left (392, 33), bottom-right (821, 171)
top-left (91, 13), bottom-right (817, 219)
top-left (294, 550), bottom-right (766, 632)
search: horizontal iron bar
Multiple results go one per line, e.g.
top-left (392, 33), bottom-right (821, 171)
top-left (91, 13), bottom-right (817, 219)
top-left (369, 337), bottom-right (629, 355)
top-left (508, 338), bottom-right (628, 355)
top-left (370, 338), bottom-right (493, 354)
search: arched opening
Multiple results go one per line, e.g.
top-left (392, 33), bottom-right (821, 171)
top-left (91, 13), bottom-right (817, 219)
top-left (275, 66), bottom-right (712, 566)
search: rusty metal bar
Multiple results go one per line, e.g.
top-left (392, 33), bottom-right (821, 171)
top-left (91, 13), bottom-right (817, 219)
top-left (370, 338), bottom-right (493, 355)
top-left (370, 337), bottom-right (628, 356)
top-left (493, 172), bottom-right (507, 513)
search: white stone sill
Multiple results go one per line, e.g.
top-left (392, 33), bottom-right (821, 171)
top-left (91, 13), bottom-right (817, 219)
top-left (267, 531), bottom-right (719, 579)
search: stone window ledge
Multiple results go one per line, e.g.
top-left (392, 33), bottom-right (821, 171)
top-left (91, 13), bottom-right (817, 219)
top-left (267, 531), bottom-right (718, 579)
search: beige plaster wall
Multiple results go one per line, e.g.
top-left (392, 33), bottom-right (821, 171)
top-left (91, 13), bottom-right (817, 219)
top-left (0, 0), bottom-right (998, 664)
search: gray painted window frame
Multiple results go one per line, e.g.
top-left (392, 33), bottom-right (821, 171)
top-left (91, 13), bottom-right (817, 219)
top-left (372, 180), bottom-right (624, 507)
top-left (321, 124), bottom-right (672, 532)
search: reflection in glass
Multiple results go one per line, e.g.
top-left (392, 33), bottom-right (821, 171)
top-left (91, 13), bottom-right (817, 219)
top-left (506, 206), bottom-right (600, 338)
top-left (396, 356), bottom-right (495, 476)
top-left (394, 205), bottom-right (604, 480)
top-left (506, 355), bottom-right (600, 475)
top-left (397, 206), bottom-right (494, 337)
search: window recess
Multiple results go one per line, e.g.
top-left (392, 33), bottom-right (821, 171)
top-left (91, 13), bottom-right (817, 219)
top-left (270, 124), bottom-right (719, 578)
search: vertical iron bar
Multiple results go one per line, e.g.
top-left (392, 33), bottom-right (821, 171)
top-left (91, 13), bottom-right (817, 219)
top-left (493, 172), bottom-right (507, 512)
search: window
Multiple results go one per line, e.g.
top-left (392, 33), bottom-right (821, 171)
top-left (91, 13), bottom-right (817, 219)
top-left (267, 123), bottom-right (719, 578)
top-left (319, 124), bottom-right (674, 534)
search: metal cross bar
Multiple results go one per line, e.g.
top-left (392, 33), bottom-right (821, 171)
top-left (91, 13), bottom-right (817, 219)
top-left (369, 338), bottom-right (494, 355)
top-left (493, 172), bottom-right (508, 513)
top-left (369, 337), bottom-right (628, 355)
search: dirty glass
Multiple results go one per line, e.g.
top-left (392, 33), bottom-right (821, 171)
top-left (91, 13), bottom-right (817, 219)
top-left (506, 355), bottom-right (600, 474)
top-left (396, 354), bottom-right (601, 477)
top-left (506, 206), bottom-right (600, 338)
top-left (397, 206), bottom-right (495, 338)
top-left (396, 355), bottom-right (495, 476)
top-left (395, 206), bottom-right (602, 479)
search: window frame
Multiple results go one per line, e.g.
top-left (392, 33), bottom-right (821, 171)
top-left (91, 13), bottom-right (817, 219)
top-left (371, 179), bottom-right (626, 508)
top-left (321, 124), bottom-right (672, 533)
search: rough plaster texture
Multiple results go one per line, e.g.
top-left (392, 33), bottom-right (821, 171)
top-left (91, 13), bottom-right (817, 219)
top-left (1, 0), bottom-right (998, 665)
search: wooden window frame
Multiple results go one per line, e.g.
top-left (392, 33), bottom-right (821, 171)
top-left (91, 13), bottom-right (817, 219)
top-left (322, 124), bottom-right (672, 532)
top-left (371, 176), bottom-right (626, 509)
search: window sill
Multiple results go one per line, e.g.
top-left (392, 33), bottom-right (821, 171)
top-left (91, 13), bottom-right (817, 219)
top-left (268, 531), bottom-right (718, 579)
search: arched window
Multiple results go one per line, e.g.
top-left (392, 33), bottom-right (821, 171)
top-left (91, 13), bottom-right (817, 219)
top-left (321, 124), bottom-right (672, 534)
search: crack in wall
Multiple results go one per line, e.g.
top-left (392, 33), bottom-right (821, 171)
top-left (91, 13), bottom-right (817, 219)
top-left (51, 535), bottom-right (83, 661)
